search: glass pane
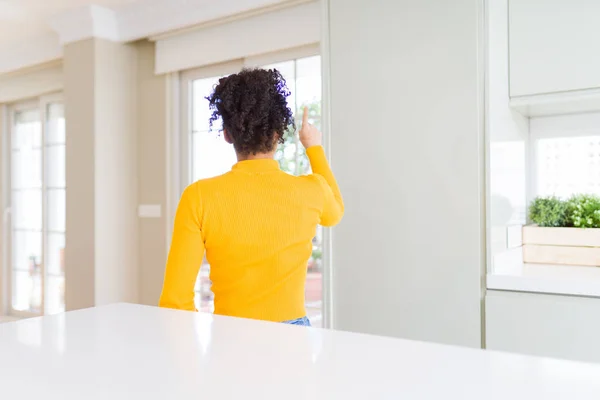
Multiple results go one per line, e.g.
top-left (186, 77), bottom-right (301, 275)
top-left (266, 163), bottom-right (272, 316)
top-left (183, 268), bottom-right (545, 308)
top-left (192, 77), bottom-right (221, 132)
top-left (274, 134), bottom-right (299, 175)
top-left (262, 60), bottom-right (296, 115)
top-left (12, 269), bottom-right (42, 313)
top-left (194, 262), bottom-right (215, 312)
top-left (13, 109), bottom-right (41, 150)
top-left (536, 136), bottom-right (600, 198)
top-left (191, 132), bottom-right (237, 182)
top-left (261, 60), bottom-right (297, 176)
top-left (46, 233), bottom-right (66, 276)
top-left (46, 275), bottom-right (65, 315)
top-left (12, 189), bottom-right (42, 231)
top-left (47, 189), bottom-right (66, 233)
top-left (296, 56), bottom-right (322, 114)
top-left (194, 275), bottom-right (201, 311)
top-left (46, 144), bottom-right (66, 188)
top-left (187, 58), bottom-right (324, 323)
top-left (12, 148), bottom-right (41, 189)
top-left (197, 264), bottom-right (214, 313)
top-left (273, 58), bottom-right (320, 177)
top-left (12, 231), bottom-right (42, 271)
top-left (190, 76), bottom-right (238, 311)
top-left (264, 57), bottom-right (324, 326)
top-left (47, 103), bottom-right (66, 144)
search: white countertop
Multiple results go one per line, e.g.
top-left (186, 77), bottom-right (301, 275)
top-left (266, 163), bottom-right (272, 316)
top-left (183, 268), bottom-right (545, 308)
top-left (1, 304), bottom-right (600, 399)
top-left (488, 248), bottom-right (600, 297)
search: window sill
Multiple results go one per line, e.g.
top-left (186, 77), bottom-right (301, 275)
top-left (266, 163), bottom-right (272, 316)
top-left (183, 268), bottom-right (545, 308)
top-left (487, 248), bottom-right (600, 298)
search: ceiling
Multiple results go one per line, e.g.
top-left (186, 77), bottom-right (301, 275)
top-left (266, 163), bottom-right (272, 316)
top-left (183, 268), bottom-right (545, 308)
top-left (0, 0), bottom-right (142, 46)
top-left (0, 0), bottom-right (294, 74)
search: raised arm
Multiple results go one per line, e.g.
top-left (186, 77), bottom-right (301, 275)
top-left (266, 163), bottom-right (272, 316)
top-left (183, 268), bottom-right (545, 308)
top-left (159, 184), bottom-right (205, 311)
top-left (300, 107), bottom-right (344, 226)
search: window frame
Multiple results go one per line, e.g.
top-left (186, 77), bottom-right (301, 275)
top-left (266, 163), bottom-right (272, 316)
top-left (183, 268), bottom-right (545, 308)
top-left (171, 44), bottom-right (336, 326)
top-left (5, 92), bottom-right (65, 318)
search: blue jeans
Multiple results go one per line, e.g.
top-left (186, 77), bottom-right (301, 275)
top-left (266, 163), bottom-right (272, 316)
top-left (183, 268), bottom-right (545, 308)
top-left (282, 316), bottom-right (311, 326)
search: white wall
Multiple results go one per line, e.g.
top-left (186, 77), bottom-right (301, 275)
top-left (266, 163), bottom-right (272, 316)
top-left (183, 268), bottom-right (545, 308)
top-left (487, 290), bottom-right (600, 363)
top-left (137, 41), bottom-right (168, 306)
top-left (487, 0), bottom-right (528, 263)
top-left (64, 39), bottom-right (96, 310)
top-left (64, 38), bottom-right (139, 310)
top-left (93, 39), bottom-right (139, 305)
top-left (326, 0), bottom-right (484, 347)
top-left (509, 0), bottom-right (600, 96)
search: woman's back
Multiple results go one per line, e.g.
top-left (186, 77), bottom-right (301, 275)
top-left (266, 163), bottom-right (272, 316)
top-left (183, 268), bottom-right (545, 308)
top-left (158, 68), bottom-right (343, 323)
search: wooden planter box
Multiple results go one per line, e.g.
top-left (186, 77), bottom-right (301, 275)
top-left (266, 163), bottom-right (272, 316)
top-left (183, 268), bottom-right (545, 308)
top-left (522, 226), bottom-right (600, 267)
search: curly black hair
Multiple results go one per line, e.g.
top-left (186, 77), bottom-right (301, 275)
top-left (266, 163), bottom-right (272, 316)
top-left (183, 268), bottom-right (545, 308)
top-left (206, 68), bottom-right (295, 156)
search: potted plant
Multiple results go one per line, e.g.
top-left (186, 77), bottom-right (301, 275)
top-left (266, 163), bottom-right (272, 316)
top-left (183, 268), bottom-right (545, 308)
top-left (523, 195), bottom-right (600, 266)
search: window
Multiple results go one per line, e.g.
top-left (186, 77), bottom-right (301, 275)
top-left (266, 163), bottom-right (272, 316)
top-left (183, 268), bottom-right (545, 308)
top-left (262, 55), bottom-right (324, 327)
top-left (7, 96), bottom-right (65, 317)
top-left (487, 109), bottom-right (600, 296)
top-left (179, 47), bottom-right (326, 326)
top-left (534, 136), bottom-right (600, 198)
top-left (528, 114), bottom-right (600, 201)
top-left (486, 2), bottom-right (600, 298)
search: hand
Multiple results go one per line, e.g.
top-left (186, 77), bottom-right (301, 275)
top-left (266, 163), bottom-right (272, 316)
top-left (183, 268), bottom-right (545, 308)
top-left (299, 106), bottom-right (322, 148)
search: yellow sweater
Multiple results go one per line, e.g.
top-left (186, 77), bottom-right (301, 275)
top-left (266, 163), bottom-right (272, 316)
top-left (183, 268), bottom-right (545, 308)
top-left (159, 146), bottom-right (344, 322)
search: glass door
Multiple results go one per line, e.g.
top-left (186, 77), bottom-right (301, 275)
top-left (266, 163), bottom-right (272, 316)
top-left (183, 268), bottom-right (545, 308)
top-left (8, 95), bottom-right (65, 317)
top-left (258, 55), bottom-right (324, 327)
top-left (10, 104), bottom-right (43, 316)
top-left (44, 102), bottom-right (66, 316)
top-left (180, 61), bottom-right (242, 314)
top-left (190, 74), bottom-right (238, 314)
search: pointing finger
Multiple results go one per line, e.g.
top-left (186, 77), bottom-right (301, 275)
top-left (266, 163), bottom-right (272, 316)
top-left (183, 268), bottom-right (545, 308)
top-left (302, 106), bottom-right (309, 128)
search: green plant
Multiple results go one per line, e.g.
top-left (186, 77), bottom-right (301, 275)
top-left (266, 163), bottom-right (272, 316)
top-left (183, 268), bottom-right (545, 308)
top-left (566, 194), bottom-right (600, 228)
top-left (529, 196), bottom-right (568, 227)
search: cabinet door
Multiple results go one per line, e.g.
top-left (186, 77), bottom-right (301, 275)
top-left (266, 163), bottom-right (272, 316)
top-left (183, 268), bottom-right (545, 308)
top-left (487, 290), bottom-right (600, 363)
top-left (328, 0), bottom-right (483, 346)
top-left (509, 0), bottom-right (600, 97)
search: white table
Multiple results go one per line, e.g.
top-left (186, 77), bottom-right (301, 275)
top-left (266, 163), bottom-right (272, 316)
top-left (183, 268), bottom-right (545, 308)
top-left (1, 304), bottom-right (599, 399)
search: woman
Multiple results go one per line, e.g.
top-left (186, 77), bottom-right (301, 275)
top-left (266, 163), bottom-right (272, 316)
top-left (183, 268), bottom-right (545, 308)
top-left (159, 68), bottom-right (343, 326)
